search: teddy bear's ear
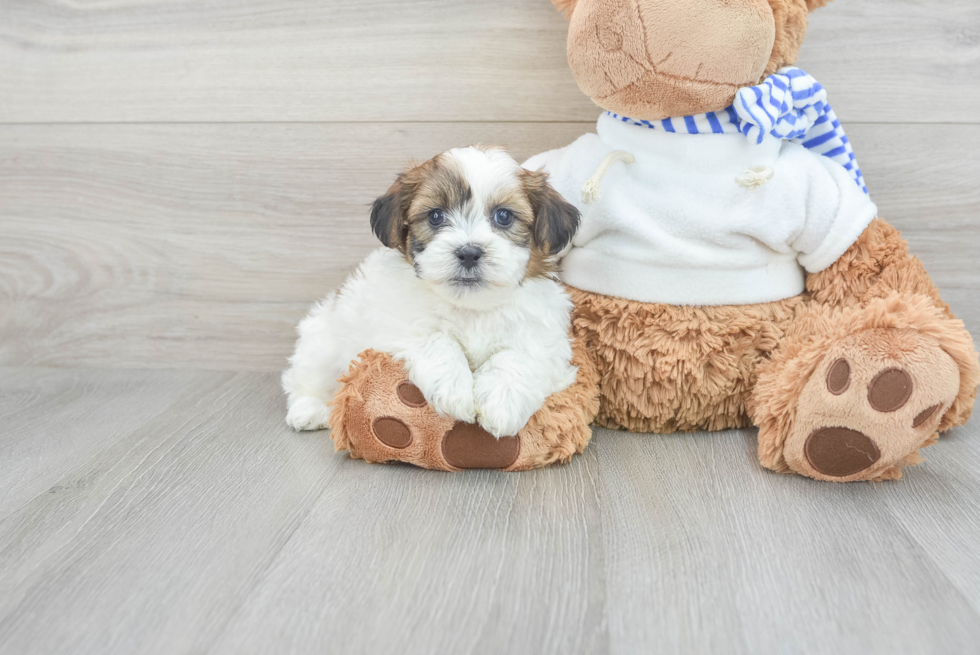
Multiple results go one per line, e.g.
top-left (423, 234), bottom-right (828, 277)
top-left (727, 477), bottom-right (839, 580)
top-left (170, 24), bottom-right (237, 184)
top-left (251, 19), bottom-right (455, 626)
top-left (804, 0), bottom-right (834, 11)
top-left (551, 0), bottom-right (578, 19)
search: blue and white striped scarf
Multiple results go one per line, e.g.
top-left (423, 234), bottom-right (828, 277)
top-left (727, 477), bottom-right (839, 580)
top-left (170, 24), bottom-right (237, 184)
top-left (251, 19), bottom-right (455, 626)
top-left (607, 67), bottom-right (867, 194)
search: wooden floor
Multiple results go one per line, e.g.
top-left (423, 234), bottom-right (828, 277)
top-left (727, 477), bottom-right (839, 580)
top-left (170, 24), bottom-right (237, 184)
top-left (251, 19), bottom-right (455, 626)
top-left (2, 0), bottom-right (979, 652)
top-left (0, 368), bottom-right (979, 654)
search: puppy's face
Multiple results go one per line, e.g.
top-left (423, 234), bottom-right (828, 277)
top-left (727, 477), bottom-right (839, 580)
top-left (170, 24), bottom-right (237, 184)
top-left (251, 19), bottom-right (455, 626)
top-left (370, 147), bottom-right (580, 306)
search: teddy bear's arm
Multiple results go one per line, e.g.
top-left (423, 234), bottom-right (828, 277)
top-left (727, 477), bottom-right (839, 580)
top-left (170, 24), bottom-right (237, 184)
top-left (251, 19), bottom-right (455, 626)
top-left (805, 218), bottom-right (949, 312)
top-left (792, 152), bottom-right (879, 275)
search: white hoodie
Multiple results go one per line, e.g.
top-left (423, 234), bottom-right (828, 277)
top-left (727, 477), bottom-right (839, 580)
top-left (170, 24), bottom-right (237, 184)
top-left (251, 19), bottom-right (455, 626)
top-left (523, 112), bottom-right (878, 306)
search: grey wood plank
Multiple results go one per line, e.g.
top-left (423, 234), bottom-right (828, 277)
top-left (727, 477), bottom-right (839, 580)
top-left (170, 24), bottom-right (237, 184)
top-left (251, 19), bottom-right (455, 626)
top-left (0, 0), bottom-right (977, 124)
top-left (0, 367), bottom-right (232, 521)
top-left (799, 0), bottom-right (980, 124)
top-left (0, 368), bottom-right (976, 654)
top-left (594, 426), bottom-right (980, 655)
top-left (874, 421), bottom-right (980, 616)
top-left (0, 0), bottom-right (589, 123)
top-left (208, 446), bottom-right (607, 655)
top-left (2, 122), bottom-right (977, 371)
top-left (0, 371), bottom-right (333, 655)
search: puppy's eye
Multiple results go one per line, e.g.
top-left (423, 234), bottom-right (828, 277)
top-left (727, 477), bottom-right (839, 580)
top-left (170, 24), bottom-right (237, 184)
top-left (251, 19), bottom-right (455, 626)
top-left (493, 208), bottom-right (514, 228)
top-left (428, 209), bottom-right (446, 227)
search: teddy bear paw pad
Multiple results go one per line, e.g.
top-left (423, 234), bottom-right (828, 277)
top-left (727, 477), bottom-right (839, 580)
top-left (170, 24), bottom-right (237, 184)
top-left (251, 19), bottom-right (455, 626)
top-left (441, 422), bottom-right (520, 470)
top-left (371, 417), bottom-right (413, 448)
top-left (783, 328), bottom-right (960, 481)
top-left (396, 381), bottom-right (427, 408)
top-left (804, 427), bottom-right (881, 478)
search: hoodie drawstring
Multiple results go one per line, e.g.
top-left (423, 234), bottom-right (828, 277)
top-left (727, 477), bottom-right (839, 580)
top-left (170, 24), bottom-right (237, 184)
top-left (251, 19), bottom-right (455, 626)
top-left (581, 150), bottom-right (634, 204)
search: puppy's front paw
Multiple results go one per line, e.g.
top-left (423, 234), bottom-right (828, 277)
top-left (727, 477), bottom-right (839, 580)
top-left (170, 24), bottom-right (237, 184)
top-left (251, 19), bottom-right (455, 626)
top-left (477, 404), bottom-right (529, 439)
top-left (427, 383), bottom-right (477, 424)
top-left (286, 396), bottom-right (332, 431)
top-left (474, 383), bottom-right (534, 439)
top-left (416, 365), bottom-right (476, 423)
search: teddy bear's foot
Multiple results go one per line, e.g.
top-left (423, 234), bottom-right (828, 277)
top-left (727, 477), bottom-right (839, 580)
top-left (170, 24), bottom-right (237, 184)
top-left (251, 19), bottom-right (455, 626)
top-left (327, 341), bottom-right (599, 472)
top-left (780, 328), bottom-right (960, 481)
top-left (752, 293), bottom-right (979, 482)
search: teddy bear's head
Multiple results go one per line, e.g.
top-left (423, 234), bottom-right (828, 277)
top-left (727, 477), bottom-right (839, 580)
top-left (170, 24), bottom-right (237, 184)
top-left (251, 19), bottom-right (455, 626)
top-left (552, 0), bottom-right (832, 121)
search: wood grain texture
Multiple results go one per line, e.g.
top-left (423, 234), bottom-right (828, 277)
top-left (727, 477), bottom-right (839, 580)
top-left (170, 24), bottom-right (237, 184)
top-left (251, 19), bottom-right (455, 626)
top-left (874, 425), bottom-right (980, 616)
top-left (593, 426), bottom-right (980, 655)
top-left (2, 122), bottom-right (978, 371)
top-left (799, 0), bottom-right (980, 124)
top-left (0, 370), bottom-right (977, 654)
top-left (0, 370), bottom-right (334, 655)
top-left (209, 447), bottom-right (607, 655)
top-left (0, 0), bottom-right (978, 124)
top-left (0, 367), bottom-right (232, 520)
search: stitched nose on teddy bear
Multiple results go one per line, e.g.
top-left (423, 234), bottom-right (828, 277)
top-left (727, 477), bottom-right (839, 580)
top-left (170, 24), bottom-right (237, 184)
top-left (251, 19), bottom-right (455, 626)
top-left (566, 0), bottom-right (779, 121)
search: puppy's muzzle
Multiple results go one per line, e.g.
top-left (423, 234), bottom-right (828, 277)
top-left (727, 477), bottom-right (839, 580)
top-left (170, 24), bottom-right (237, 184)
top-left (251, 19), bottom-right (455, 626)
top-left (455, 245), bottom-right (484, 271)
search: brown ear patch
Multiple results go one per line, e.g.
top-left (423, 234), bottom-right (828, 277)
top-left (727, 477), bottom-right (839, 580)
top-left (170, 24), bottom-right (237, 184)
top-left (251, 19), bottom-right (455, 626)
top-left (370, 179), bottom-right (407, 250)
top-left (402, 154), bottom-right (475, 264)
top-left (406, 155), bottom-right (471, 222)
top-left (520, 169), bottom-right (580, 279)
top-left (371, 155), bottom-right (445, 254)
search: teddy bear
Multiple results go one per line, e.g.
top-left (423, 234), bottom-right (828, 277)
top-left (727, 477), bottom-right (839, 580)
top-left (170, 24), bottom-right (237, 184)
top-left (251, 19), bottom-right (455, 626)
top-left (326, 0), bottom-right (979, 481)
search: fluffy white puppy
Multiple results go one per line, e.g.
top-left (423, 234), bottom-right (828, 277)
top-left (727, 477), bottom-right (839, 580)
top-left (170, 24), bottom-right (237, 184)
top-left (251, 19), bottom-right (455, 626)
top-left (283, 146), bottom-right (582, 438)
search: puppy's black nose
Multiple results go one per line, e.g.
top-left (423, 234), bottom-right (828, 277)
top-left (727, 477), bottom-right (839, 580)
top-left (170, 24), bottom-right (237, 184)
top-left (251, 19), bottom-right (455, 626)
top-left (455, 245), bottom-right (484, 270)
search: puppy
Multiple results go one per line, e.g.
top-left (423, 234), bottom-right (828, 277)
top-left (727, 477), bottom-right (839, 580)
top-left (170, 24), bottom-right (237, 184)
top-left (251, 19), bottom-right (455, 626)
top-left (282, 146), bottom-right (582, 438)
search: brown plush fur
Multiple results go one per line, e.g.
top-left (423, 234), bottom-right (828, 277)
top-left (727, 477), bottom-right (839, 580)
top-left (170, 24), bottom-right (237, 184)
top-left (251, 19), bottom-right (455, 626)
top-left (764, 0), bottom-right (811, 78)
top-left (578, 219), bottom-right (979, 480)
top-left (805, 218), bottom-right (950, 311)
top-left (571, 288), bottom-right (802, 433)
top-left (329, 337), bottom-right (600, 471)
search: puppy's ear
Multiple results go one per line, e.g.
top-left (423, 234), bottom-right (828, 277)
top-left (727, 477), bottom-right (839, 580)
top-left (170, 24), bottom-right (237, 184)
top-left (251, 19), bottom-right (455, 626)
top-left (551, 0), bottom-right (578, 19)
top-left (370, 176), bottom-right (411, 250)
top-left (522, 169), bottom-right (580, 256)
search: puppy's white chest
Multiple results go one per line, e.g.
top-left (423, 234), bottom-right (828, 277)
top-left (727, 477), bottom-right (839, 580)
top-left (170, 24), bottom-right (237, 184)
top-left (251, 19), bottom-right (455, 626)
top-left (461, 338), bottom-right (498, 371)
top-left (448, 316), bottom-right (510, 371)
